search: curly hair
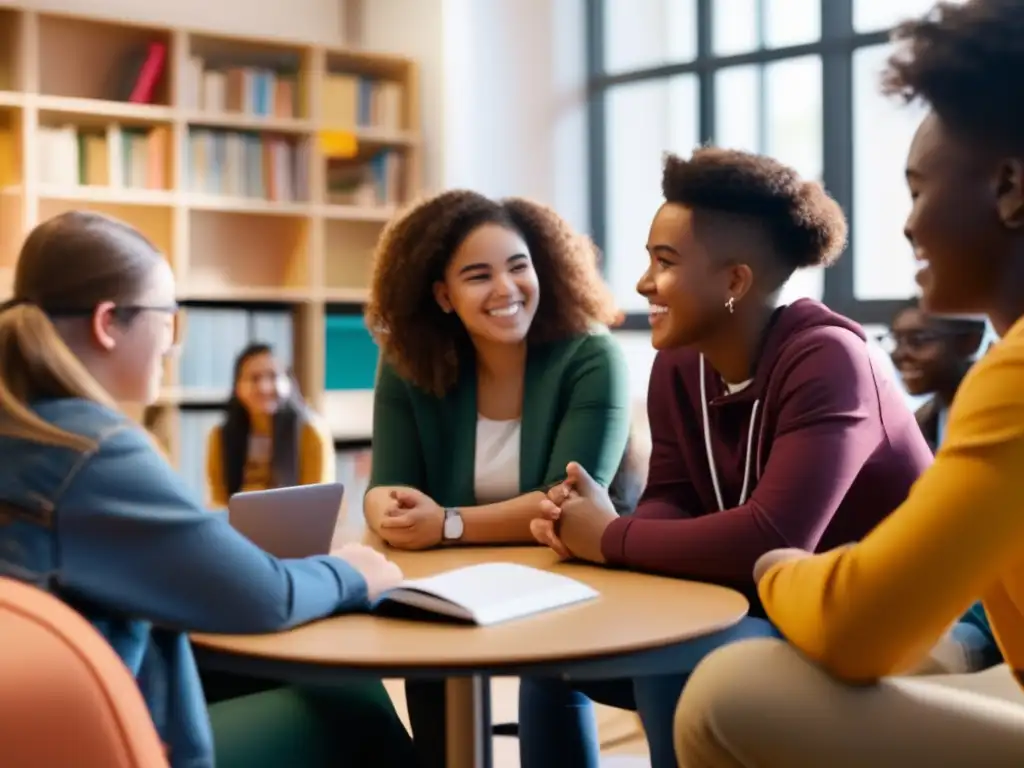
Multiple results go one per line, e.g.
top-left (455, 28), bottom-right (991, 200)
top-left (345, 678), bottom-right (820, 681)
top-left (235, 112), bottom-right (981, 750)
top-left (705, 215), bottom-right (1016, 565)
top-left (661, 148), bottom-right (847, 276)
top-left (882, 0), bottom-right (1024, 151)
top-left (365, 190), bottom-right (618, 396)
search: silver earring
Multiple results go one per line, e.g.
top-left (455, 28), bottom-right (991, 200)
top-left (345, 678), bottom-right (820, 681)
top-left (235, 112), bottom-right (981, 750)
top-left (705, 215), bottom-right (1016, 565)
top-left (726, 296), bottom-right (735, 314)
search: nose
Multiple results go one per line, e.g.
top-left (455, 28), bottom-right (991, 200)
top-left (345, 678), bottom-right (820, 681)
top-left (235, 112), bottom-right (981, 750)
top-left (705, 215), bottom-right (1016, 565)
top-left (636, 265), bottom-right (654, 297)
top-left (493, 270), bottom-right (516, 298)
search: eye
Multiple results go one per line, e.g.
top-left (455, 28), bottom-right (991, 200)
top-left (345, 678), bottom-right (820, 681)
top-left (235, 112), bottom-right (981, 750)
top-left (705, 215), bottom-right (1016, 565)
top-left (511, 262), bottom-right (528, 272)
top-left (656, 257), bottom-right (674, 269)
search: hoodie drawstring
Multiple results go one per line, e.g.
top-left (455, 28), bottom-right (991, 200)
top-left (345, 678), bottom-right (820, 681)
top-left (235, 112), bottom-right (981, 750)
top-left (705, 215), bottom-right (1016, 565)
top-left (700, 354), bottom-right (760, 512)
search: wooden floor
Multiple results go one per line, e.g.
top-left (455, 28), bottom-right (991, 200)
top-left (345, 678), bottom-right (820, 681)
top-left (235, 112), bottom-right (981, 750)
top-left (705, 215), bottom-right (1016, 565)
top-left (383, 677), bottom-right (651, 768)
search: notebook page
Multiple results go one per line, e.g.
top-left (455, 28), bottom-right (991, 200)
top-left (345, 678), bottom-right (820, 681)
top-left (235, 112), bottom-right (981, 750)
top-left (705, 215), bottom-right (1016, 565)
top-left (394, 562), bottom-right (598, 625)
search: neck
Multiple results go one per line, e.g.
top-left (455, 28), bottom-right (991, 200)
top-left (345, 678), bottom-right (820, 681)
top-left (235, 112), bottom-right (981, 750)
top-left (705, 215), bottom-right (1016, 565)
top-left (700, 303), bottom-right (776, 384)
top-left (473, 338), bottom-right (527, 382)
top-left (249, 412), bottom-right (273, 434)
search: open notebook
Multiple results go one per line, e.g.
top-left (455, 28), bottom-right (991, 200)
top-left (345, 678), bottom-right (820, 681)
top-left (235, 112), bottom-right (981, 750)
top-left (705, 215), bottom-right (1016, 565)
top-left (372, 562), bottom-right (599, 626)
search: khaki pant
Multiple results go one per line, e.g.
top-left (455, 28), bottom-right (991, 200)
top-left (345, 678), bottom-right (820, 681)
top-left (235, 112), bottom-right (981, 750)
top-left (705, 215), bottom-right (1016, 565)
top-left (674, 638), bottom-right (1024, 768)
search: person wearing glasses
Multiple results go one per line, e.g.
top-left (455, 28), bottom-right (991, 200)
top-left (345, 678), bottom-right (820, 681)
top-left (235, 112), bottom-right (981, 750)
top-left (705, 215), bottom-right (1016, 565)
top-left (0, 211), bottom-right (415, 768)
top-left (882, 302), bottom-right (999, 678)
top-left (882, 301), bottom-right (986, 451)
top-left (206, 342), bottom-right (334, 509)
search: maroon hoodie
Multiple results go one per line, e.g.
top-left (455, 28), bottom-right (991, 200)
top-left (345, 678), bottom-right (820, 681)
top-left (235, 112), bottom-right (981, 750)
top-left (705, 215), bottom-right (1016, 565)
top-left (600, 299), bottom-right (932, 614)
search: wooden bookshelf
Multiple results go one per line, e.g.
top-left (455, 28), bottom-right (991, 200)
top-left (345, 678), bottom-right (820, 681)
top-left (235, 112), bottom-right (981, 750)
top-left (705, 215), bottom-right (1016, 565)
top-left (0, 7), bottom-right (417, 498)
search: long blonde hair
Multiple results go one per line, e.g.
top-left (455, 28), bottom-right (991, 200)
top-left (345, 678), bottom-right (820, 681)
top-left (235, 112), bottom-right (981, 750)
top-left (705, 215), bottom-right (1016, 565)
top-left (0, 211), bottom-right (163, 451)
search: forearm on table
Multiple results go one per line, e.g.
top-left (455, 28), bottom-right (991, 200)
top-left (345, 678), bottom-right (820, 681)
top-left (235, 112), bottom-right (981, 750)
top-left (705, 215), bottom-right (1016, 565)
top-left (457, 492), bottom-right (547, 545)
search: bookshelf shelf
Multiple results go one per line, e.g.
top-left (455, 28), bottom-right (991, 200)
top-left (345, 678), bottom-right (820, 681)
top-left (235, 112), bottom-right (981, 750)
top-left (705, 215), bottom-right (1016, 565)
top-left (35, 96), bottom-right (176, 123)
top-left (0, 5), bottom-right (419, 489)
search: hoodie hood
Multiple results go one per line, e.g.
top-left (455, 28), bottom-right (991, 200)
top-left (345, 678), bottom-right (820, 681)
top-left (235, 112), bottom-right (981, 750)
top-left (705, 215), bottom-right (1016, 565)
top-left (716, 298), bottom-right (867, 404)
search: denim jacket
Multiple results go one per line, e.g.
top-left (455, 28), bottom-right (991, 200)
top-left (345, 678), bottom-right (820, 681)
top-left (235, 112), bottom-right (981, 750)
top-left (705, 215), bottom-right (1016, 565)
top-left (0, 399), bottom-right (369, 768)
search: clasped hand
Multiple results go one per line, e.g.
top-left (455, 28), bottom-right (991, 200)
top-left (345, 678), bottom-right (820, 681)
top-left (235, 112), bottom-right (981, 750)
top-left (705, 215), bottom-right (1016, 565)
top-left (377, 487), bottom-right (445, 550)
top-left (530, 462), bottom-right (618, 564)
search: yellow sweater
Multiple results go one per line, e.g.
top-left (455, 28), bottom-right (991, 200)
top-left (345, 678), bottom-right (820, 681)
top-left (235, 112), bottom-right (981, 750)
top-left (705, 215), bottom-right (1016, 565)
top-left (760, 314), bottom-right (1024, 684)
top-left (205, 415), bottom-right (335, 509)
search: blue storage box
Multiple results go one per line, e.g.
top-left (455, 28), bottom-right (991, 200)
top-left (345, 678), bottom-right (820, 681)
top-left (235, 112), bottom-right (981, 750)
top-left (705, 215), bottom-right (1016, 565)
top-left (324, 314), bottom-right (379, 390)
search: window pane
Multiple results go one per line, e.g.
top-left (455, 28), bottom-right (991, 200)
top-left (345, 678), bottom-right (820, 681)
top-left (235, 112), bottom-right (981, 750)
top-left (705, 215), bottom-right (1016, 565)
top-left (603, 0), bottom-right (698, 74)
top-left (765, 56), bottom-right (824, 303)
top-left (764, 56), bottom-right (822, 180)
top-left (712, 57), bottom-right (824, 303)
top-left (714, 0), bottom-right (820, 54)
top-left (605, 76), bottom-right (700, 312)
top-left (853, 0), bottom-right (966, 32)
top-left (764, 0), bottom-right (821, 48)
top-left (853, 45), bottom-right (927, 300)
top-left (713, 0), bottom-right (758, 55)
top-left (714, 65), bottom-right (760, 153)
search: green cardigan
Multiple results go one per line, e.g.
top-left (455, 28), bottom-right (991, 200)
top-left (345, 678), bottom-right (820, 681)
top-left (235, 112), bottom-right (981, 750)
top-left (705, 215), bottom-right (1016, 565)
top-left (369, 331), bottom-right (631, 507)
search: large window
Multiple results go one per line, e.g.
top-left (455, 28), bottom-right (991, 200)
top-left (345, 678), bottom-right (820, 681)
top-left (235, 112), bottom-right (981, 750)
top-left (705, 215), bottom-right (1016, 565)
top-left (588, 0), bottom-right (965, 327)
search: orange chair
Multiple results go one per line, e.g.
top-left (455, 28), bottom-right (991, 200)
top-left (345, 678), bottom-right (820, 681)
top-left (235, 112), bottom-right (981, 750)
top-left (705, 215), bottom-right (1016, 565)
top-left (0, 576), bottom-right (169, 767)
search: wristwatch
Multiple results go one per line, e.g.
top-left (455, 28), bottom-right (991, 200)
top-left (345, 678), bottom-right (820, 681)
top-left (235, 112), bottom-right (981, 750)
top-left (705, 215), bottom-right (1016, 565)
top-left (442, 507), bottom-right (464, 542)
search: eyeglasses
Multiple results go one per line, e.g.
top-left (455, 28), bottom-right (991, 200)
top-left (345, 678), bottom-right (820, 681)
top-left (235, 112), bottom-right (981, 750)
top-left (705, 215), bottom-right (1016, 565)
top-left (49, 303), bottom-right (183, 348)
top-left (875, 328), bottom-right (947, 355)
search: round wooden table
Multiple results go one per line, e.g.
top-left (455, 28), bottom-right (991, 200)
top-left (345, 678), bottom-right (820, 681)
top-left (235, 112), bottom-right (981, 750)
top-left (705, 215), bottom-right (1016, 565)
top-left (193, 545), bottom-right (748, 768)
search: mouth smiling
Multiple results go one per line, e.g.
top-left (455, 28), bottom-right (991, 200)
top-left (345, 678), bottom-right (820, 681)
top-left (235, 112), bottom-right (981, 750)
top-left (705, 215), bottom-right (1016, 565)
top-left (486, 302), bottom-right (524, 318)
top-left (649, 303), bottom-right (668, 324)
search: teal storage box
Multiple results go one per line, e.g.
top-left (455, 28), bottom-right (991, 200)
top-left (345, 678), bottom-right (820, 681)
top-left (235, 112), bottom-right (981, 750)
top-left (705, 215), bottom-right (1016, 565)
top-left (325, 314), bottom-right (379, 390)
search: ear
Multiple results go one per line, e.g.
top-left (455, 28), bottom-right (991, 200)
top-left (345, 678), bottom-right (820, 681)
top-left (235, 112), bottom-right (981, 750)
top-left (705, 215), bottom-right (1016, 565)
top-left (726, 263), bottom-right (755, 305)
top-left (433, 280), bottom-right (453, 313)
top-left (995, 158), bottom-right (1024, 229)
top-left (90, 301), bottom-right (118, 351)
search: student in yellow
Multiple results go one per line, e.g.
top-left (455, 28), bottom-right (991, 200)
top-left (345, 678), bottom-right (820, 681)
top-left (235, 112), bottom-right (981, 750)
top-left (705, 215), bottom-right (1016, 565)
top-left (206, 342), bottom-right (334, 508)
top-left (673, 1), bottom-right (1024, 766)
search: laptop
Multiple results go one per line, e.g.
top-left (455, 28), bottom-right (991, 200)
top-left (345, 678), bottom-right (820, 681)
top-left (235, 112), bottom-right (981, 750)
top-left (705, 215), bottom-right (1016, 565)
top-left (227, 482), bottom-right (345, 558)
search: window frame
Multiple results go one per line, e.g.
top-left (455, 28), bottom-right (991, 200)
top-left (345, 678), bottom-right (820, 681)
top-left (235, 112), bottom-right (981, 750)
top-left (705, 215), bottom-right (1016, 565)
top-left (586, 0), bottom-right (909, 329)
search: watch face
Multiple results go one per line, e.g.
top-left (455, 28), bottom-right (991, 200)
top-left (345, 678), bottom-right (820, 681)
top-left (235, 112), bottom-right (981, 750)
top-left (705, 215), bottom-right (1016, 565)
top-left (444, 509), bottom-right (464, 540)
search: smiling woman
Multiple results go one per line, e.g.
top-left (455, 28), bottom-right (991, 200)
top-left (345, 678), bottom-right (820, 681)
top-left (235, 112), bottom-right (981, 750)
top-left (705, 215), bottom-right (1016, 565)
top-left (361, 189), bottom-right (634, 768)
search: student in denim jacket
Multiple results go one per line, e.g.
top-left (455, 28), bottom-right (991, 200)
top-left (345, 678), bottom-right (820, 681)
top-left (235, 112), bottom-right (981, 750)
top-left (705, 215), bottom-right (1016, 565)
top-left (0, 211), bottom-right (414, 768)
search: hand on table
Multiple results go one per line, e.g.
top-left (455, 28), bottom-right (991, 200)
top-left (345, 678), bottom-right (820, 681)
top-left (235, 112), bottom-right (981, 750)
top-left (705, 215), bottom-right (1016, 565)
top-left (377, 488), bottom-right (445, 551)
top-left (752, 548), bottom-right (811, 584)
top-left (530, 480), bottom-right (578, 558)
top-left (534, 462), bottom-right (618, 564)
top-left (331, 542), bottom-right (404, 600)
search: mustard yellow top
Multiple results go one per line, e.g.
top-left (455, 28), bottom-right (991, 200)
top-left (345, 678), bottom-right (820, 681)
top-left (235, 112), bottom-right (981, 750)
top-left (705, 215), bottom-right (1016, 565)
top-left (205, 415), bottom-right (335, 509)
top-left (760, 314), bottom-right (1024, 684)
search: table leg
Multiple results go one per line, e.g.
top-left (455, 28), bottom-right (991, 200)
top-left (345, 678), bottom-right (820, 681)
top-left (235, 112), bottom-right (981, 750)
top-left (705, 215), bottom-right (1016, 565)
top-left (445, 675), bottom-right (492, 768)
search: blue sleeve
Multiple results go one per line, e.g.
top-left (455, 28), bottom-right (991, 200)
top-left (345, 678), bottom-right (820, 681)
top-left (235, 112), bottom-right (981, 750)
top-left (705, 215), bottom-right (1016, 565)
top-left (57, 426), bottom-right (369, 634)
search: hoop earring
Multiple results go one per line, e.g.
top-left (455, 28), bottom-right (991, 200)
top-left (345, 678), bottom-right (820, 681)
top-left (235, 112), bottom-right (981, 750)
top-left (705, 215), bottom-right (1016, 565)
top-left (725, 296), bottom-right (735, 314)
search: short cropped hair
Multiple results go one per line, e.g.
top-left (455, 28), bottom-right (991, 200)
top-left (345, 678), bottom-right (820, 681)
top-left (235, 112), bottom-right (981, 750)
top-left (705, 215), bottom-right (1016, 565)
top-left (661, 147), bottom-right (848, 275)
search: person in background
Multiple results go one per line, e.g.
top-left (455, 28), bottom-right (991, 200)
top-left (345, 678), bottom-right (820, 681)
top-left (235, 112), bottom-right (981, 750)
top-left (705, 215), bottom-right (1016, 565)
top-left (0, 211), bottom-right (415, 768)
top-left (362, 189), bottom-right (633, 767)
top-left (887, 301), bottom-right (1000, 676)
top-left (526, 148), bottom-right (933, 768)
top-left (885, 300), bottom-right (986, 451)
top-left (674, 2), bottom-right (1024, 764)
top-left (206, 342), bottom-right (334, 508)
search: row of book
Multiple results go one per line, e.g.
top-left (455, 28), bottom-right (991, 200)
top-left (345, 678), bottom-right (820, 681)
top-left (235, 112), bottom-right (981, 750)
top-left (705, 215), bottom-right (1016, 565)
top-left (178, 307), bottom-right (294, 393)
top-left (37, 124), bottom-right (169, 189)
top-left (321, 73), bottom-right (404, 131)
top-left (184, 58), bottom-right (299, 119)
top-left (186, 129), bottom-right (310, 202)
top-left (326, 150), bottom-right (403, 207)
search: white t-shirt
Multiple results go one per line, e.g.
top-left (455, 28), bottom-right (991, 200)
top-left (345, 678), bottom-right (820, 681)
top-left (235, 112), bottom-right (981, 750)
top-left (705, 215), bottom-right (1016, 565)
top-left (473, 415), bottom-right (521, 503)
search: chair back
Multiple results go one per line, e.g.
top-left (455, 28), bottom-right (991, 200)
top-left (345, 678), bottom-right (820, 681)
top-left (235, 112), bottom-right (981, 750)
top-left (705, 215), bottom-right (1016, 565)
top-left (0, 577), bottom-right (169, 767)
